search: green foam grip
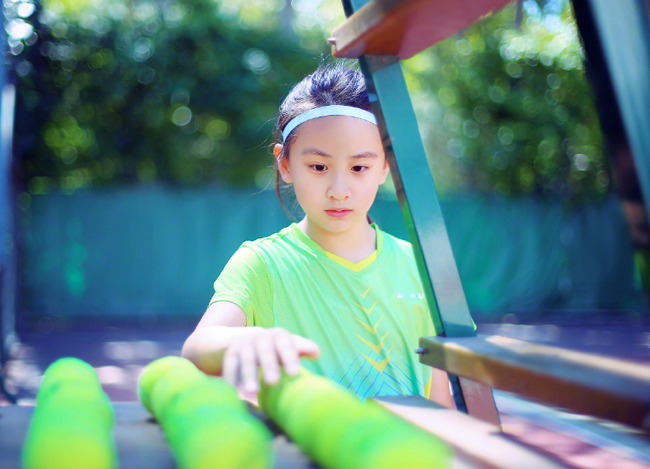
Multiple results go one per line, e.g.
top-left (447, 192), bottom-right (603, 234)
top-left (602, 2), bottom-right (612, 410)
top-left (168, 408), bottom-right (272, 469)
top-left (40, 380), bottom-right (114, 426)
top-left (138, 356), bottom-right (189, 413)
top-left (22, 416), bottom-right (116, 469)
top-left (351, 417), bottom-right (454, 469)
top-left (23, 358), bottom-right (117, 469)
top-left (138, 357), bottom-right (273, 469)
top-left (258, 367), bottom-right (453, 469)
top-left (149, 363), bottom-right (207, 421)
top-left (37, 357), bottom-right (103, 405)
top-left (164, 376), bottom-right (244, 417)
top-left (42, 357), bottom-right (97, 381)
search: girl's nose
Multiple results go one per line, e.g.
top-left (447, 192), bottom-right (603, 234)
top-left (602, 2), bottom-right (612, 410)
top-left (326, 172), bottom-right (350, 201)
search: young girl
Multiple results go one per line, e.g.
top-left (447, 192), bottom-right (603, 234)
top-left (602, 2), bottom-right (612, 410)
top-left (182, 63), bottom-right (451, 405)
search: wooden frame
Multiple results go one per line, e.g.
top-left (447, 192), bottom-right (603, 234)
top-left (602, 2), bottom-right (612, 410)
top-left (419, 335), bottom-right (650, 431)
top-left (331, 0), bottom-right (513, 59)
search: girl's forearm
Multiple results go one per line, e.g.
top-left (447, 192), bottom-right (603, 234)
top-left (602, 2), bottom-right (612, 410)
top-left (181, 325), bottom-right (255, 376)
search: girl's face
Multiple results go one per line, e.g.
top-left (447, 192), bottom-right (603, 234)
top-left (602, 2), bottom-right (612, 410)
top-left (275, 115), bottom-right (388, 238)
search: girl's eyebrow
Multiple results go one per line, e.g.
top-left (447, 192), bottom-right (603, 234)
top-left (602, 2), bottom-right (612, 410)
top-left (352, 151), bottom-right (379, 159)
top-left (301, 148), bottom-right (378, 159)
top-left (301, 147), bottom-right (331, 157)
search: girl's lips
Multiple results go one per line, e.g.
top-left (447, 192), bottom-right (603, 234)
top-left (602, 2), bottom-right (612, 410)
top-left (326, 209), bottom-right (352, 218)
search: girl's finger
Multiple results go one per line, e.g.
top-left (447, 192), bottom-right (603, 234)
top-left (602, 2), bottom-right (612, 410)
top-left (255, 337), bottom-right (281, 385)
top-left (294, 336), bottom-right (321, 358)
top-left (222, 348), bottom-right (240, 386)
top-left (238, 345), bottom-right (259, 393)
top-left (273, 330), bottom-right (301, 376)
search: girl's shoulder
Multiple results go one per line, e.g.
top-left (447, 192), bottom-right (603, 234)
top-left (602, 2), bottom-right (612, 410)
top-left (242, 224), bottom-right (294, 248)
top-left (239, 224), bottom-right (305, 260)
top-left (377, 228), bottom-right (416, 260)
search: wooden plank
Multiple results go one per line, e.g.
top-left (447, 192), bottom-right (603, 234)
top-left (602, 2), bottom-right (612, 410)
top-left (494, 392), bottom-right (650, 465)
top-left (458, 377), bottom-right (500, 426)
top-left (372, 395), bottom-right (568, 469)
top-left (418, 335), bottom-right (650, 431)
top-left (332, 0), bottom-right (513, 59)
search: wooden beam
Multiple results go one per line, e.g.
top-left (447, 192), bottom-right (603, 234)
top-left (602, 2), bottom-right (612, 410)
top-left (331, 0), bottom-right (513, 59)
top-left (372, 395), bottom-right (566, 469)
top-left (418, 335), bottom-right (650, 431)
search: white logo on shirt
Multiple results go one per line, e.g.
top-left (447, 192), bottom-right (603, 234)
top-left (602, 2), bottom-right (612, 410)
top-left (397, 293), bottom-right (425, 299)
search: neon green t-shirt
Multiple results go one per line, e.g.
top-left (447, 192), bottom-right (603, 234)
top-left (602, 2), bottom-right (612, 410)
top-left (210, 223), bottom-right (436, 400)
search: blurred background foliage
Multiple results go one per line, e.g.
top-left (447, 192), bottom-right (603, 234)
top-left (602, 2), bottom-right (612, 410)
top-left (403, 0), bottom-right (609, 199)
top-left (10, 0), bottom-right (331, 193)
top-left (7, 0), bottom-right (609, 200)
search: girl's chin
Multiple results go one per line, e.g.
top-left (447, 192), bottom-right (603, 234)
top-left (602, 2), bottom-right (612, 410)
top-left (304, 216), bottom-right (368, 235)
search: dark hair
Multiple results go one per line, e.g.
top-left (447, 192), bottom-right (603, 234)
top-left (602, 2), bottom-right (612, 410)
top-left (274, 63), bottom-right (372, 218)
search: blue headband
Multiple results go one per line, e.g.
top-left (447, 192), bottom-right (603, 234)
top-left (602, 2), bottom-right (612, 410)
top-left (281, 105), bottom-right (377, 142)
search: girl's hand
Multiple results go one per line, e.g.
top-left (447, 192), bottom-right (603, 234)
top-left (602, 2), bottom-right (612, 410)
top-left (222, 327), bottom-right (320, 393)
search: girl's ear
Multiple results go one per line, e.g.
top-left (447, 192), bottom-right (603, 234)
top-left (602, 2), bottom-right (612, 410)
top-left (379, 156), bottom-right (390, 184)
top-left (275, 143), bottom-right (292, 183)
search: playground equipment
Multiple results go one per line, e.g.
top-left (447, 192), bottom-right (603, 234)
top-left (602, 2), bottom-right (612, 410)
top-left (327, 0), bottom-right (650, 464)
top-left (257, 367), bottom-right (453, 469)
top-left (0, 16), bottom-right (17, 404)
top-left (2, 0), bottom-right (650, 467)
top-left (22, 358), bottom-right (117, 469)
top-left (138, 357), bottom-right (273, 469)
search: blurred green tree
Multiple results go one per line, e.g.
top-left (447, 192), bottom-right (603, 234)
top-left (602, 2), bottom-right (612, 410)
top-left (402, 0), bottom-right (610, 199)
top-left (10, 0), bottom-right (611, 200)
top-left (14, 0), bottom-right (326, 193)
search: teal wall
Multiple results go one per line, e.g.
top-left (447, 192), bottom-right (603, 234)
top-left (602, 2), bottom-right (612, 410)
top-left (19, 187), bottom-right (647, 322)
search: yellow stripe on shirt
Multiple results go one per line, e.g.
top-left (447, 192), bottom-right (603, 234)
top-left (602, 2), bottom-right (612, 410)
top-left (325, 250), bottom-right (378, 272)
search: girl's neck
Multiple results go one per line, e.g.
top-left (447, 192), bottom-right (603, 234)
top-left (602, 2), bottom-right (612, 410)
top-left (297, 217), bottom-right (377, 263)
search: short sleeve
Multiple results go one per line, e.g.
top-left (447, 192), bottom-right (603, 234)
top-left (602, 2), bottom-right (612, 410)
top-left (209, 245), bottom-right (275, 328)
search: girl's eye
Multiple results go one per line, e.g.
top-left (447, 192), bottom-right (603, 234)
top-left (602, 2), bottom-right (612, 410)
top-left (352, 165), bottom-right (369, 173)
top-left (311, 164), bottom-right (327, 172)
